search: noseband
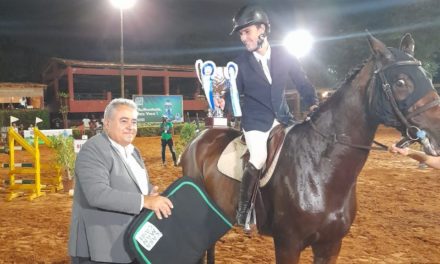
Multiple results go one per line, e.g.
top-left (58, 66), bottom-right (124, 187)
top-left (374, 59), bottom-right (440, 153)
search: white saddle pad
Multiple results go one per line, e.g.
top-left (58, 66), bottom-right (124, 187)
top-left (217, 136), bottom-right (247, 182)
top-left (217, 125), bottom-right (294, 187)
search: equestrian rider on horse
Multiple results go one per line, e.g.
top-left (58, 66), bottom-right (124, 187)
top-left (230, 5), bottom-right (319, 227)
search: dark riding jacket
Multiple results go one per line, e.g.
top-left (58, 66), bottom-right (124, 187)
top-left (234, 46), bottom-right (318, 132)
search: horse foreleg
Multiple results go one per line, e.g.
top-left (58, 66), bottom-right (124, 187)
top-left (311, 240), bottom-right (342, 264)
top-left (196, 252), bottom-right (206, 264)
top-left (273, 236), bottom-right (301, 264)
top-left (196, 246), bottom-right (215, 264)
top-left (206, 246), bottom-right (215, 264)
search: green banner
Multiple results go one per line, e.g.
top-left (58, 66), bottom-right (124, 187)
top-left (133, 95), bottom-right (184, 123)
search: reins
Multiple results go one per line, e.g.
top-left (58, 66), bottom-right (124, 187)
top-left (307, 118), bottom-right (388, 151)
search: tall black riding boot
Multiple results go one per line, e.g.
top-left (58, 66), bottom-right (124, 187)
top-left (237, 163), bottom-right (260, 226)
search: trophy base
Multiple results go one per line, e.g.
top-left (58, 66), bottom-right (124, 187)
top-left (205, 117), bottom-right (228, 127)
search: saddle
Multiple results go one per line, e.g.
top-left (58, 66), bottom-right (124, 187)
top-left (217, 124), bottom-right (288, 186)
top-left (217, 124), bottom-right (292, 231)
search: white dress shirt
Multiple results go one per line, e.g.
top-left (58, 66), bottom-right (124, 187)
top-left (109, 138), bottom-right (149, 209)
top-left (253, 45), bottom-right (272, 84)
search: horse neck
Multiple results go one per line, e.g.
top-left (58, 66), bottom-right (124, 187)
top-left (313, 59), bottom-right (379, 144)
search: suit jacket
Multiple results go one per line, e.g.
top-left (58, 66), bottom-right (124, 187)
top-left (234, 46), bottom-right (317, 132)
top-left (68, 132), bottom-right (152, 263)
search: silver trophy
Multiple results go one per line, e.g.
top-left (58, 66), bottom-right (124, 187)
top-left (195, 60), bottom-right (241, 126)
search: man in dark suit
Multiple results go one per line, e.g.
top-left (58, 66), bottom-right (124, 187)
top-left (69, 98), bottom-right (173, 263)
top-left (230, 5), bottom-right (318, 227)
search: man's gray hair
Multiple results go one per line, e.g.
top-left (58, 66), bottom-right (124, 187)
top-left (104, 98), bottom-right (138, 120)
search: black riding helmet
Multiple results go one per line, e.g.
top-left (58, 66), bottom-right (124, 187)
top-left (230, 5), bottom-right (270, 35)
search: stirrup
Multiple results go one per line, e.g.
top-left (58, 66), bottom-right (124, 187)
top-left (243, 203), bottom-right (256, 232)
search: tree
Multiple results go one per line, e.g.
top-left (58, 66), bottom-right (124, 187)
top-left (58, 92), bottom-right (69, 129)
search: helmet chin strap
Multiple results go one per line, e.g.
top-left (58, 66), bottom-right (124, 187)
top-left (252, 33), bottom-right (266, 52)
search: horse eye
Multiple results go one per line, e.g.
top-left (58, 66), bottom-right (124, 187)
top-left (395, 79), bottom-right (405, 87)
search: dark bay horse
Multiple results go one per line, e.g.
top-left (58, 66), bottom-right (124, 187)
top-left (180, 33), bottom-right (440, 263)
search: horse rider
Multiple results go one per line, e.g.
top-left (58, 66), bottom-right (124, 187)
top-left (230, 4), bottom-right (319, 227)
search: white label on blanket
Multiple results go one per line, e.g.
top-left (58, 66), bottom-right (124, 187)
top-left (135, 222), bottom-right (163, 251)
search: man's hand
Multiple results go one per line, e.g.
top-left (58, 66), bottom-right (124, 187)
top-left (143, 191), bottom-right (173, 220)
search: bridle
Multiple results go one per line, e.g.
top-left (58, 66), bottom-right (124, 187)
top-left (374, 59), bottom-right (440, 154)
top-left (308, 56), bottom-right (439, 154)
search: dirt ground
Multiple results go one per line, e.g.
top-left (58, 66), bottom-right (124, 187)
top-left (0, 126), bottom-right (439, 264)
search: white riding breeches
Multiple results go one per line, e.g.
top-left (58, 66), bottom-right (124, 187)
top-left (243, 119), bottom-right (280, 170)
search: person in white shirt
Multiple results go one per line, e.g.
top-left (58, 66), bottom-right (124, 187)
top-left (69, 98), bottom-right (173, 263)
top-left (19, 97), bottom-right (27, 108)
top-left (82, 115), bottom-right (90, 130)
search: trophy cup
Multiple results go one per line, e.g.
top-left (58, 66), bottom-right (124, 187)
top-left (195, 59), bottom-right (241, 127)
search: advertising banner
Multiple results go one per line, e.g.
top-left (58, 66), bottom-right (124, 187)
top-left (133, 95), bottom-right (184, 123)
top-left (74, 139), bottom-right (87, 153)
top-left (24, 129), bottom-right (73, 144)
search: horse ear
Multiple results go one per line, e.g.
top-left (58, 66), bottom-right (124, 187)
top-left (366, 31), bottom-right (394, 65)
top-left (399, 33), bottom-right (415, 56)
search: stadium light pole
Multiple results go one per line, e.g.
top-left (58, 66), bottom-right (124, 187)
top-left (110, 0), bottom-right (137, 98)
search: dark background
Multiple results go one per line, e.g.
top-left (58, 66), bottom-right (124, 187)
top-left (1, 0), bottom-right (439, 87)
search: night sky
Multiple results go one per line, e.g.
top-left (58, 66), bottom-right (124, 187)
top-left (0, 0), bottom-right (341, 63)
top-left (1, 0), bottom-right (439, 85)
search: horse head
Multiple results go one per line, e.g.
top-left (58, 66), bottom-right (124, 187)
top-left (367, 32), bottom-right (440, 155)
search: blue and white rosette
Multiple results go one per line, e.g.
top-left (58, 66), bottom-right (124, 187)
top-left (195, 60), bottom-right (216, 110)
top-left (225, 62), bottom-right (241, 117)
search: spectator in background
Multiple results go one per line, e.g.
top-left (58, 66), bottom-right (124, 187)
top-left (52, 117), bottom-right (62, 129)
top-left (89, 114), bottom-right (98, 136)
top-left (12, 122), bottom-right (18, 133)
top-left (94, 119), bottom-right (102, 134)
top-left (160, 116), bottom-right (177, 166)
top-left (19, 97), bottom-right (27, 109)
top-left (82, 115), bottom-right (90, 132)
top-left (18, 124), bottom-right (24, 137)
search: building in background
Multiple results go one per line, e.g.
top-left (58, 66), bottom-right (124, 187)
top-left (0, 82), bottom-right (46, 110)
top-left (42, 58), bottom-right (207, 126)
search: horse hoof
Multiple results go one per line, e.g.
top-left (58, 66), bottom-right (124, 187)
top-left (243, 224), bottom-right (256, 236)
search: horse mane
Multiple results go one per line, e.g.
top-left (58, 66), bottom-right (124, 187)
top-left (341, 58), bottom-right (370, 85)
top-left (313, 58), bottom-right (371, 114)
